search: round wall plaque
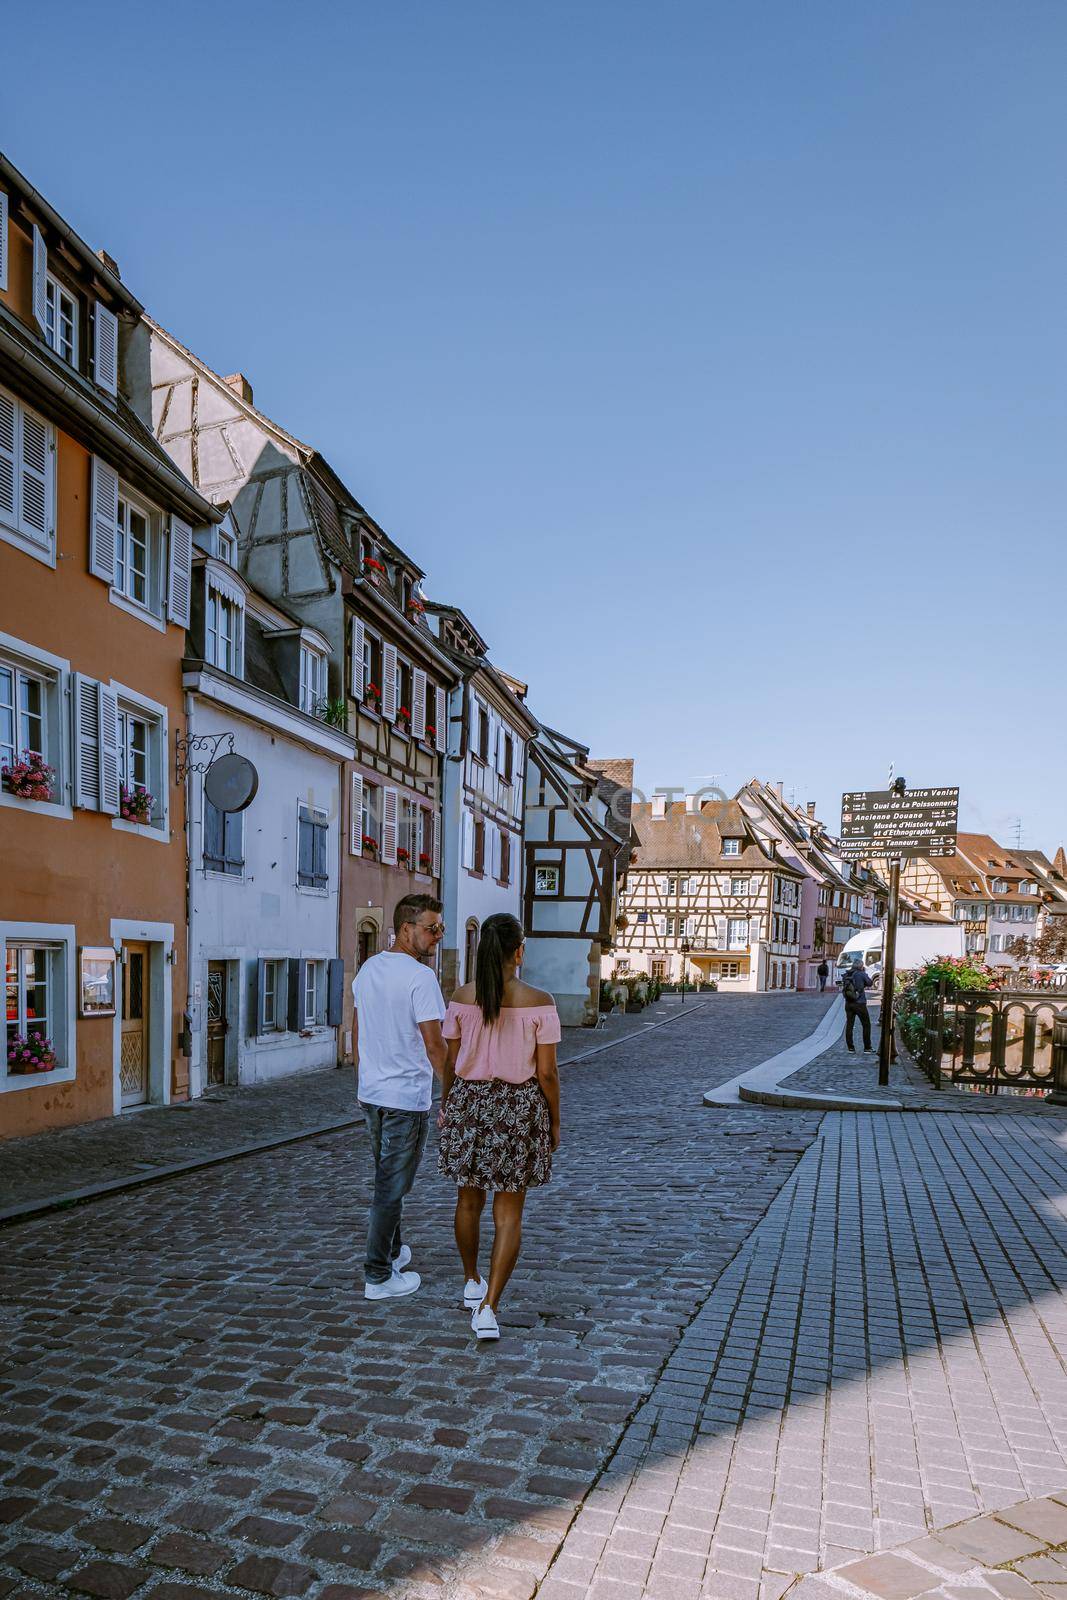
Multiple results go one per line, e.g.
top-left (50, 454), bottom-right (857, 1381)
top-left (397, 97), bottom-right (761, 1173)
top-left (204, 753), bottom-right (259, 813)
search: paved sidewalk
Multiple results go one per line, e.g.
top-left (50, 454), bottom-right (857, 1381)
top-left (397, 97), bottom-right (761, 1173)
top-left (543, 1110), bottom-right (1067, 1600)
top-left (783, 1029), bottom-right (1060, 1113)
top-left (0, 997), bottom-right (705, 1221)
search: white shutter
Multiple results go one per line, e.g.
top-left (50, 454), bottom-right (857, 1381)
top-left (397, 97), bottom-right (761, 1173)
top-left (431, 806), bottom-right (440, 876)
top-left (748, 916), bottom-right (762, 946)
top-left (715, 916), bottom-right (728, 948)
top-left (382, 643), bottom-right (398, 721)
top-left (0, 387), bottom-right (15, 526)
top-left (32, 225), bottom-right (47, 334)
top-left (658, 916), bottom-right (667, 939)
top-left (168, 514), bottom-right (193, 627)
top-left (93, 303), bottom-right (119, 397)
top-left (350, 617), bottom-right (365, 700)
top-left (412, 668), bottom-right (427, 741)
top-left (98, 685), bottom-right (120, 816)
top-left (19, 408), bottom-right (49, 544)
top-left (72, 673), bottom-right (100, 809)
top-left (435, 685), bottom-right (446, 751)
top-left (382, 787), bottom-right (399, 864)
top-left (685, 917), bottom-right (695, 941)
top-left (469, 694), bottom-right (479, 747)
top-left (89, 456), bottom-right (119, 584)
top-left (350, 771), bottom-right (363, 855)
top-left (463, 809), bottom-right (474, 869)
top-left (0, 191), bottom-right (8, 292)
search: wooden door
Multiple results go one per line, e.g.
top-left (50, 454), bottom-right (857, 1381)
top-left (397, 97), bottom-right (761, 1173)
top-left (207, 962), bottom-right (228, 1086)
top-left (120, 942), bottom-right (150, 1107)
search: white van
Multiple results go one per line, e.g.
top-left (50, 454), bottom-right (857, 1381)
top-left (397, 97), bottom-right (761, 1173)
top-left (836, 923), bottom-right (965, 984)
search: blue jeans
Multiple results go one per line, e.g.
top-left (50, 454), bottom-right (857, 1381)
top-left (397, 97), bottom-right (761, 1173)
top-left (360, 1102), bottom-right (428, 1284)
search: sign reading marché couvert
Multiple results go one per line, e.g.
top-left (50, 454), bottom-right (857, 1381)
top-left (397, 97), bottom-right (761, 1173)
top-left (838, 786), bottom-right (959, 860)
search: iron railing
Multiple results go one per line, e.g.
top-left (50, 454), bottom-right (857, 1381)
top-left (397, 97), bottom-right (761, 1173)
top-left (913, 981), bottom-right (1067, 1097)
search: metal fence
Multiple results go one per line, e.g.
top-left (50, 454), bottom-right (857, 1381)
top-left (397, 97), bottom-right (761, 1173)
top-left (914, 981), bottom-right (1067, 1096)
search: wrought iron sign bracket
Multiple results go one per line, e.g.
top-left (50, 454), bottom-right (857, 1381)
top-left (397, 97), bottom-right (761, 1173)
top-left (175, 729), bottom-right (235, 784)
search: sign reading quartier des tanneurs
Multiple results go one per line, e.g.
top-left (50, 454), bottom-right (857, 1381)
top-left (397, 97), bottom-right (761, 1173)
top-left (838, 786), bottom-right (959, 860)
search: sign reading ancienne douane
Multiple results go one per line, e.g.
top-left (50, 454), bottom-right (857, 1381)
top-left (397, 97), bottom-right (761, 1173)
top-left (838, 786), bottom-right (959, 860)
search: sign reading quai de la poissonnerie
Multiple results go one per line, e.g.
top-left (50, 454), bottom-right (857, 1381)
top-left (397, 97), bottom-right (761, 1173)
top-left (838, 786), bottom-right (959, 860)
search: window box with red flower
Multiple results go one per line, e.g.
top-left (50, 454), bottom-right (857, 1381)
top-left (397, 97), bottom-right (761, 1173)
top-left (396, 846), bottom-right (411, 866)
top-left (7, 1030), bottom-right (58, 1076)
top-left (396, 705), bottom-right (411, 734)
top-left (406, 598), bottom-right (425, 619)
top-left (363, 557), bottom-right (387, 585)
top-left (364, 681), bottom-right (381, 713)
top-left (120, 785), bottom-right (154, 825)
top-left (418, 851), bottom-right (432, 872)
top-left (2, 750), bottom-right (56, 803)
top-left (362, 834), bottom-right (379, 856)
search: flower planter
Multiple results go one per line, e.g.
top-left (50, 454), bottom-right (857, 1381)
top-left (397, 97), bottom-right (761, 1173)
top-left (625, 999), bottom-right (645, 1013)
top-left (7, 1032), bottom-right (58, 1074)
top-left (120, 785), bottom-right (154, 825)
top-left (2, 751), bottom-right (56, 803)
top-left (396, 850), bottom-right (411, 868)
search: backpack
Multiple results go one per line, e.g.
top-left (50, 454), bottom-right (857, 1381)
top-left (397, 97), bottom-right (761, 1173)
top-left (843, 968), bottom-right (867, 1003)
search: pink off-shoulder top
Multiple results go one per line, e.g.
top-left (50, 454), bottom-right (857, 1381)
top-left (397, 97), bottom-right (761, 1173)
top-left (442, 1001), bottom-right (562, 1083)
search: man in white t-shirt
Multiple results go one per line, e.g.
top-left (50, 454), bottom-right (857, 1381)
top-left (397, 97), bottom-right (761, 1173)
top-left (353, 894), bottom-right (447, 1300)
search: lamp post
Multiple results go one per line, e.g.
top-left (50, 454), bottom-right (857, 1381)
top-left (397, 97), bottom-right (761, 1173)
top-left (680, 938), bottom-right (691, 1006)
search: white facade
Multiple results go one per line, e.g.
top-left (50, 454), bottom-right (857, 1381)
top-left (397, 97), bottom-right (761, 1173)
top-left (184, 664), bottom-right (354, 1096)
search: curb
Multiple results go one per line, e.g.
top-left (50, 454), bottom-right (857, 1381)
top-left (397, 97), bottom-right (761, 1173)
top-left (0, 1001), bottom-right (712, 1231)
top-left (703, 997), bottom-right (847, 1108)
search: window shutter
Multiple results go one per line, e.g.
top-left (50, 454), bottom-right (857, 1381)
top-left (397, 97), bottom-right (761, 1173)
top-left (0, 388), bottom-right (15, 526)
top-left (463, 809), bottom-right (474, 869)
top-left (314, 815), bottom-right (328, 886)
top-left (298, 811), bottom-right (313, 881)
top-left (350, 617), bottom-right (365, 700)
top-left (431, 805), bottom-right (440, 876)
top-left (327, 958), bottom-right (345, 1028)
top-left (382, 787), bottom-right (399, 864)
top-left (685, 916), bottom-right (695, 940)
top-left (350, 771), bottom-right (363, 855)
top-left (98, 684), bottom-right (120, 816)
top-left (72, 672), bottom-right (100, 810)
top-left (412, 669), bottom-right (427, 741)
top-left (31, 225), bottom-right (47, 334)
top-left (89, 456), bottom-right (118, 584)
top-left (435, 686), bottom-right (446, 751)
top-left (204, 795), bottom-right (223, 865)
top-left (93, 303), bottom-right (119, 397)
top-left (19, 408), bottom-right (49, 543)
top-left (715, 916), bottom-right (728, 947)
top-left (748, 916), bottom-right (762, 946)
top-left (168, 513), bottom-right (193, 627)
top-left (382, 642), bottom-right (398, 721)
top-left (287, 959), bottom-right (302, 1031)
top-left (254, 958), bottom-right (268, 1036)
top-left (657, 916), bottom-right (667, 939)
top-left (0, 191), bottom-right (8, 292)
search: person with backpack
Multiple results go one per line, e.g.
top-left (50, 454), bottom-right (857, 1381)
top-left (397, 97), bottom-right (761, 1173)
top-left (817, 959), bottom-right (830, 993)
top-left (842, 957), bottom-right (874, 1052)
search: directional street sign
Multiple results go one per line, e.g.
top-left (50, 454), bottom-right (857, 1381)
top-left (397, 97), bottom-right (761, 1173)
top-left (838, 786), bottom-right (959, 860)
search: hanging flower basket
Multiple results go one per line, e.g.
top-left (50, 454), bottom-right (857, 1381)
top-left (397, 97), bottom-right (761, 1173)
top-left (120, 785), bottom-right (154, 824)
top-left (7, 1031), bottom-right (58, 1075)
top-left (2, 750), bottom-right (55, 802)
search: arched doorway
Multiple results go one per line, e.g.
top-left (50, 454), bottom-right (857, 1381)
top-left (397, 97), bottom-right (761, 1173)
top-left (357, 919), bottom-right (379, 969)
top-left (464, 920), bottom-right (479, 985)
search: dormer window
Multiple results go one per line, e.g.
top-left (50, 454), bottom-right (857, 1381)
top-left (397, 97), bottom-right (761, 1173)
top-left (217, 528), bottom-right (237, 568)
top-left (722, 838), bottom-right (742, 857)
top-left (299, 644), bottom-right (326, 715)
top-left (45, 276), bottom-right (78, 368)
top-left (206, 584), bottom-right (244, 676)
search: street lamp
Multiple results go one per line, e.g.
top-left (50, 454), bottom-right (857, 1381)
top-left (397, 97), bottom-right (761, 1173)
top-left (680, 938), bottom-right (691, 1006)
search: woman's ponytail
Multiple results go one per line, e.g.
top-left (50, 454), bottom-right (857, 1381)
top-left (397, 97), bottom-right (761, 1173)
top-left (475, 913), bottom-right (524, 1025)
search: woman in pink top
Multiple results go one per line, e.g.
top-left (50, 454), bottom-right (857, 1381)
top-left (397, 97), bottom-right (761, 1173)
top-left (438, 913), bottom-right (561, 1341)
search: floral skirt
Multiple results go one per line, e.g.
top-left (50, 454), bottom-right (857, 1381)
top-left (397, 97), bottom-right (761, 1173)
top-left (438, 1078), bottom-right (552, 1192)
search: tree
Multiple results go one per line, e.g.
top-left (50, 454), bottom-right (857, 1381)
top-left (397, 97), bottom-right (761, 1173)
top-left (1034, 921), bottom-right (1067, 965)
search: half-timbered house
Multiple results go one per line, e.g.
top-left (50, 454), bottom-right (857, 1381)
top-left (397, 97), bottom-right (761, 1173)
top-left (134, 321), bottom-right (458, 1060)
top-left (610, 797), bottom-right (804, 991)
top-left (521, 730), bottom-right (633, 1025)
top-left (422, 607), bottom-right (540, 996)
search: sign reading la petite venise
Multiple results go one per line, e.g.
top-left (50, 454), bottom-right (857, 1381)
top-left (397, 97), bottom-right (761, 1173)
top-left (838, 787), bottom-right (959, 860)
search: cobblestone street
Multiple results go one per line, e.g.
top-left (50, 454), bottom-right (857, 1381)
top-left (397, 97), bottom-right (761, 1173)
top-left (7, 995), bottom-right (1067, 1600)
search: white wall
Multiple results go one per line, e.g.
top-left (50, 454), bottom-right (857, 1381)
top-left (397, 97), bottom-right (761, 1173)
top-left (520, 936), bottom-right (594, 1027)
top-left (188, 696), bottom-right (342, 1094)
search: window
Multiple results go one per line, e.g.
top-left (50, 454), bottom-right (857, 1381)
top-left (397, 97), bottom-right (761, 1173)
top-left (207, 588), bottom-right (243, 674)
top-left (464, 921), bottom-right (479, 984)
top-left (298, 803), bottom-right (328, 889)
top-left (204, 797), bottom-right (243, 876)
top-left (419, 806), bottom-right (434, 873)
top-left (1019, 881), bottom-right (1037, 895)
top-left (499, 830), bottom-right (511, 885)
top-left (299, 646), bottom-right (326, 715)
top-left (718, 961), bottom-right (740, 980)
top-left (667, 876), bottom-right (690, 896)
top-left (722, 838), bottom-right (741, 856)
top-left (304, 960), bottom-right (326, 1027)
top-left (6, 945), bottom-right (55, 1062)
top-left (534, 865), bottom-right (559, 895)
top-left (262, 959), bottom-right (286, 1031)
top-left (361, 781), bottom-right (381, 850)
top-left (45, 277), bottom-right (78, 367)
top-left (0, 660), bottom-right (46, 774)
top-left (730, 877), bottom-right (748, 896)
top-left (217, 527), bottom-right (238, 567)
top-left (475, 702), bottom-right (489, 763)
top-left (988, 935), bottom-right (1003, 953)
top-left (397, 660), bottom-right (412, 728)
top-left (398, 796), bottom-right (418, 865)
top-left (0, 386), bottom-right (54, 559)
top-left (502, 733), bottom-right (514, 784)
top-left (473, 817), bottom-right (486, 874)
top-left (727, 918), bottom-right (749, 949)
top-left (114, 493), bottom-right (155, 610)
top-left (118, 710), bottom-right (149, 794)
top-left (109, 687), bottom-right (165, 833)
top-left (363, 632), bottom-right (382, 706)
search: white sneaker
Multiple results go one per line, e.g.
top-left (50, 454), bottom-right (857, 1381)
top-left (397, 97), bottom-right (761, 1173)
top-left (392, 1245), bottom-right (412, 1273)
top-left (463, 1276), bottom-right (489, 1308)
top-left (365, 1270), bottom-right (421, 1301)
top-left (471, 1303), bottom-right (500, 1341)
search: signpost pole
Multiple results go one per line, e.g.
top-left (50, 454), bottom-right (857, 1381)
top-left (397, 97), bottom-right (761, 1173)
top-left (878, 858), bottom-right (900, 1088)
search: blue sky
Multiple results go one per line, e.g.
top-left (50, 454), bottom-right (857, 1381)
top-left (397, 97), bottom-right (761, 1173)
top-left (5, 1), bottom-right (1065, 849)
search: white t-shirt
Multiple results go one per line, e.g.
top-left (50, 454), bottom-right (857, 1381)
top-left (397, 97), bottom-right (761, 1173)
top-left (353, 951), bottom-right (446, 1112)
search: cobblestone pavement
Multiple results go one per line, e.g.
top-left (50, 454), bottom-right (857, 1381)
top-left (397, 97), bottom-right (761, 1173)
top-left (547, 1110), bottom-right (1067, 1600)
top-left (783, 1027), bottom-right (1061, 1114)
top-left (0, 998), bottom-right (700, 1219)
top-left (0, 995), bottom-right (827, 1600)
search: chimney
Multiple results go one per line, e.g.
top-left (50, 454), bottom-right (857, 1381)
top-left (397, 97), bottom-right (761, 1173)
top-left (774, 780), bottom-right (784, 799)
top-left (806, 801), bottom-right (817, 820)
top-left (651, 794), bottom-right (668, 819)
top-left (224, 373), bottom-right (254, 405)
top-left (96, 248), bottom-right (120, 279)
top-left (685, 793), bottom-right (699, 814)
